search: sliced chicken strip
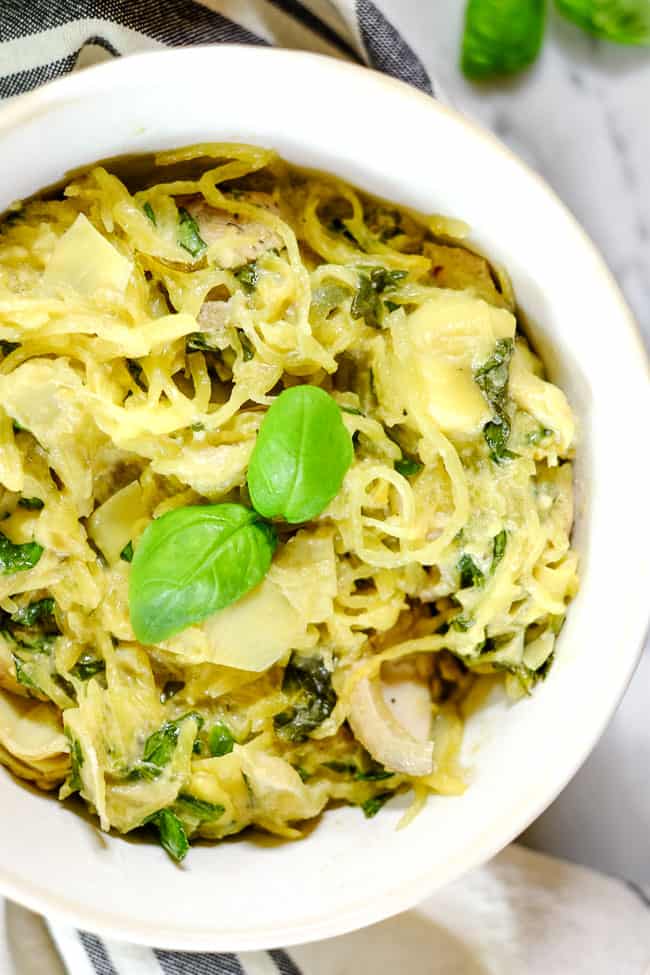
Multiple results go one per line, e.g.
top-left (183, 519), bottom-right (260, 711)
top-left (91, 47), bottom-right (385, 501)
top-left (184, 192), bottom-right (283, 269)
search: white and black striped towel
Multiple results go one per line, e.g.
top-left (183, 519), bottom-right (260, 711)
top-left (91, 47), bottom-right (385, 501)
top-left (1, 4), bottom-right (649, 973)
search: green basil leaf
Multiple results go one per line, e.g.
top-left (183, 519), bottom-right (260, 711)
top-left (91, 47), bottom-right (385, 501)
top-left (146, 809), bottom-right (189, 862)
top-left (208, 722), bottom-right (235, 757)
top-left (129, 503), bottom-right (277, 643)
top-left (174, 794), bottom-right (225, 822)
top-left (0, 533), bottom-right (43, 574)
top-left (235, 261), bottom-right (259, 293)
top-left (458, 553), bottom-right (485, 589)
top-left (247, 386), bottom-right (353, 524)
top-left (143, 202), bottom-right (157, 225)
top-left (491, 529), bottom-right (507, 572)
top-left (11, 597), bottom-right (55, 626)
top-left (70, 654), bottom-right (106, 681)
top-left (394, 456), bottom-right (423, 477)
top-left (462, 0), bottom-right (546, 79)
top-left (18, 497), bottom-right (44, 511)
top-left (120, 540), bottom-right (134, 563)
top-left (361, 792), bottom-right (393, 818)
top-left (178, 207), bottom-right (206, 258)
top-left (274, 653), bottom-right (337, 741)
top-left (555, 0), bottom-right (650, 44)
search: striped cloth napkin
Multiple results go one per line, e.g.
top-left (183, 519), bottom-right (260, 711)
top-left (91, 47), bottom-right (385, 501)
top-left (0, 3), bottom-right (649, 973)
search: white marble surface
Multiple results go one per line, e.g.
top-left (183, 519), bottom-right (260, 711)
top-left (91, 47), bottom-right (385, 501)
top-left (384, 0), bottom-right (650, 887)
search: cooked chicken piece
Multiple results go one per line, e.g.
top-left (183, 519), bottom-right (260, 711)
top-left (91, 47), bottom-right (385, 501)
top-left (423, 241), bottom-right (512, 309)
top-left (185, 192), bottom-right (283, 269)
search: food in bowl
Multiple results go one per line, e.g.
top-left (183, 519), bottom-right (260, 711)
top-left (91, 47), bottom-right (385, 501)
top-left (0, 142), bottom-right (578, 861)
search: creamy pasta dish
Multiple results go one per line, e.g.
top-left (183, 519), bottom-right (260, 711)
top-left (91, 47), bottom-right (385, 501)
top-left (0, 144), bottom-right (578, 860)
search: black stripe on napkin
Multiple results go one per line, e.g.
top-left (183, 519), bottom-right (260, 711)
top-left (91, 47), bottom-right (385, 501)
top-left (155, 949), bottom-right (246, 975)
top-left (266, 0), bottom-right (360, 60)
top-left (0, 54), bottom-right (79, 99)
top-left (356, 0), bottom-right (433, 95)
top-left (269, 948), bottom-right (303, 975)
top-left (79, 932), bottom-right (119, 975)
top-left (0, 0), bottom-right (267, 47)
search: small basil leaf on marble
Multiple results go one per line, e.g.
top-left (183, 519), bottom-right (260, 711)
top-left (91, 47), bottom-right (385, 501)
top-left (555, 0), bottom-right (650, 44)
top-left (461, 0), bottom-right (546, 79)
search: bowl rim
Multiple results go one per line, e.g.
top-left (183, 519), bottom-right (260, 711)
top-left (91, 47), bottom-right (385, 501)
top-left (0, 44), bottom-right (648, 951)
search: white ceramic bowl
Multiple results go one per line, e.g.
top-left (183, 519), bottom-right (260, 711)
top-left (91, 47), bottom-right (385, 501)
top-left (0, 46), bottom-right (648, 951)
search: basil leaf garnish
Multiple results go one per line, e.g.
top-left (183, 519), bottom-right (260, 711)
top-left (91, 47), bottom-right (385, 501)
top-left (128, 503), bottom-right (277, 644)
top-left (462, 0), bottom-right (546, 79)
top-left (247, 385), bottom-right (353, 524)
top-left (555, 0), bottom-right (650, 45)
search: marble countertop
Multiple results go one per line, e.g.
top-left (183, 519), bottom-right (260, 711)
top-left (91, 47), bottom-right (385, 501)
top-left (386, 0), bottom-right (650, 888)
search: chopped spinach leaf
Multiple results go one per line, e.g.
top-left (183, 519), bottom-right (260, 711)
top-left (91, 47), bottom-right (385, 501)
top-left (126, 359), bottom-right (147, 391)
top-left (186, 332), bottom-right (219, 352)
top-left (70, 654), bottom-right (106, 681)
top-left (11, 597), bottom-right (55, 627)
top-left (208, 722), bottom-right (235, 757)
top-left (351, 267), bottom-right (407, 328)
top-left (491, 529), bottom-right (507, 572)
top-left (274, 653), bottom-right (337, 741)
top-left (0, 534), bottom-right (43, 575)
top-left (384, 300), bottom-right (400, 313)
top-left (12, 654), bottom-right (42, 693)
top-left (450, 615), bottom-right (475, 632)
top-left (295, 766), bottom-right (312, 782)
top-left (18, 497), bottom-right (44, 510)
top-left (120, 540), bottom-right (134, 563)
top-left (143, 201), bottom-right (156, 225)
top-left (177, 207), bottom-right (206, 258)
top-left (235, 261), bottom-right (259, 293)
top-left (355, 767), bottom-right (394, 782)
top-left (175, 794), bottom-right (225, 822)
top-left (475, 339), bottom-right (515, 463)
top-left (361, 792), bottom-right (393, 818)
top-left (458, 553), bottom-right (485, 589)
top-left (67, 736), bottom-right (84, 793)
top-left (133, 712), bottom-right (203, 780)
top-left (322, 760), bottom-right (358, 775)
top-left (145, 809), bottom-right (189, 862)
top-left (394, 455), bottom-right (423, 477)
top-left (191, 422), bottom-right (205, 432)
top-left (238, 330), bottom-right (255, 361)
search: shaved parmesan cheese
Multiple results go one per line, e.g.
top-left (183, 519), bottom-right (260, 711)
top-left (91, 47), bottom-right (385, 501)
top-left (42, 214), bottom-right (132, 297)
top-left (87, 480), bottom-right (147, 563)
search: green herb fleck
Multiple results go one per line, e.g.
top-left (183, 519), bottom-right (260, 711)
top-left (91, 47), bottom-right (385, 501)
top-left (475, 339), bottom-right (515, 463)
top-left (361, 792), bottom-right (393, 818)
top-left (11, 597), bottom-right (55, 626)
top-left (0, 534), bottom-right (43, 575)
top-left (186, 332), bottom-right (219, 352)
top-left (174, 794), bottom-right (225, 822)
top-left (274, 653), bottom-right (337, 741)
top-left (235, 261), bottom-right (259, 293)
top-left (351, 267), bottom-right (407, 328)
top-left (71, 654), bottom-right (106, 681)
top-left (238, 330), bottom-right (255, 361)
top-left (18, 497), bottom-right (44, 511)
top-left (394, 455), bottom-right (423, 477)
top-left (528, 426), bottom-right (553, 445)
top-left (323, 760), bottom-right (358, 775)
top-left (458, 553), bottom-right (485, 589)
top-left (178, 207), bottom-right (207, 258)
top-left (355, 767), bottom-right (394, 782)
top-left (145, 809), bottom-right (189, 862)
top-left (120, 540), bottom-right (134, 563)
top-left (450, 615), bottom-right (475, 632)
top-left (340, 405), bottom-right (364, 416)
top-left (491, 529), bottom-right (507, 572)
top-left (143, 201), bottom-right (157, 225)
top-left (68, 736), bottom-right (84, 793)
top-left (208, 722), bottom-right (235, 757)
